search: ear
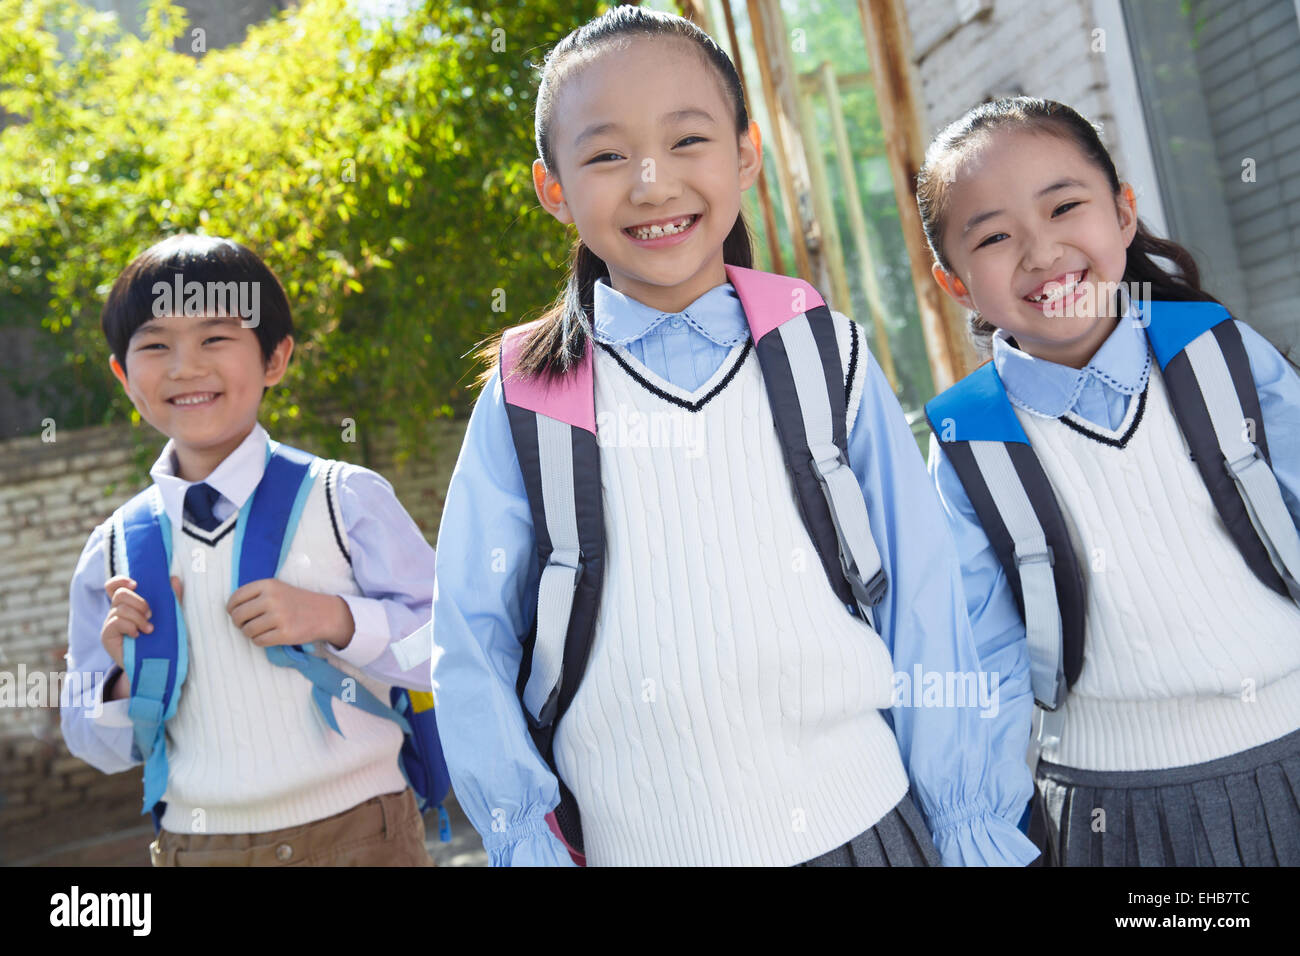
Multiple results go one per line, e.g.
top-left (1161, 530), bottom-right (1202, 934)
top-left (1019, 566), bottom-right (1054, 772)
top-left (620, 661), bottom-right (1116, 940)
top-left (262, 335), bottom-right (294, 388)
top-left (1117, 182), bottom-right (1139, 247)
top-left (931, 261), bottom-right (974, 309)
top-left (738, 120), bottom-right (763, 191)
top-left (109, 354), bottom-right (132, 395)
top-left (533, 159), bottom-right (572, 225)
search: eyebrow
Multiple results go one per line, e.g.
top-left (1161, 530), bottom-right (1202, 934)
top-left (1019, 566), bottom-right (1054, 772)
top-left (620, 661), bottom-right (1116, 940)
top-left (134, 315), bottom-right (243, 335)
top-left (961, 178), bottom-right (1088, 235)
top-left (573, 108), bottom-right (719, 149)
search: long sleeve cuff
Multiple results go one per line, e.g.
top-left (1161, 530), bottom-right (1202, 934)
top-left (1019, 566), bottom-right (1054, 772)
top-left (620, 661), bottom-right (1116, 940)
top-left (481, 815), bottom-right (579, 867)
top-left (93, 666), bottom-right (133, 729)
top-left (928, 802), bottom-right (1041, 867)
top-left (331, 594), bottom-right (389, 667)
top-left (96, 698), bottom-right (134, 729)
top-left (89, 671), bottom-right (135, 728)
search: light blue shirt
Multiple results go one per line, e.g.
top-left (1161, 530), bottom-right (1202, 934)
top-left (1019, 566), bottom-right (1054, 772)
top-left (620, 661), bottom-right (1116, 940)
top-left (61, 423), bottom-right (438, 774)
top-left (929, 312), bottom-right (1300, 777)
top-left (432, 276), bottom-right (1039, 867)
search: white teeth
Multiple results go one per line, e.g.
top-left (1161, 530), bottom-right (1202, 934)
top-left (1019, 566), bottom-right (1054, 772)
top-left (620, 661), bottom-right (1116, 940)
top-left (629, 215), bottom-right (695, 240)
top-left (173, 394), bottom-right (215, 406)
top-left (1028, 273), bottom-right (1082, 303)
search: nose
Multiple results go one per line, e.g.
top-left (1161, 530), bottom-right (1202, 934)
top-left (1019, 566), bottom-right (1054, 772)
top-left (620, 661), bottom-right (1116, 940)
top-left (1020, 226), bottom-right (1064, 274)
top-left (627, 151), bottom-right (682, 206)
top-left (166, 337), bottom-right (208, 379)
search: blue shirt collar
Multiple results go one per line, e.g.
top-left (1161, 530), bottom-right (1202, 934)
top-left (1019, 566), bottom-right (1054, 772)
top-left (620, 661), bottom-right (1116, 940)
top-left (991, 300), bottom-right (1152, 418)
top-left (592, 277), bottom-right (750, 348)
top-left (149, 423), bottom-right (268, 530)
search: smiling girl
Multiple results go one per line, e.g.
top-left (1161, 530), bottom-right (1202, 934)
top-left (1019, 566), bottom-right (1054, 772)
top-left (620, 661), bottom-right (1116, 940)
top-left (430, 7), bottom-right (1037, 867)
top-left (921, 97), bottom-right (1300, 866)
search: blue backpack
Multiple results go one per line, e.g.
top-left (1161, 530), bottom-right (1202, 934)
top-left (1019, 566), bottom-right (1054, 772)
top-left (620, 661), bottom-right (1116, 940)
top-left (108, 440), bottom-right (452, 839)
top-left (925, 301), bottom-right (1300, 749)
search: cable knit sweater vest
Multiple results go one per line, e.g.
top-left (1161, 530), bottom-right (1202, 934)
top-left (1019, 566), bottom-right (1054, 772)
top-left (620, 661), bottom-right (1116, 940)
top-left (157, 464), bottom-right (406, 834)
top-left (1021, 364), bottom-right (1300, 772)
top-left (552, 313), bottom-right (910, 866)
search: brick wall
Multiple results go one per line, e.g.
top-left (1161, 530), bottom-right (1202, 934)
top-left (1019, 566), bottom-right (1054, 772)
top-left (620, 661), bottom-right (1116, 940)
top-left (0, 417), bottom-right (467, 863)
top-left (903, 0), bottom-right (1119, 151)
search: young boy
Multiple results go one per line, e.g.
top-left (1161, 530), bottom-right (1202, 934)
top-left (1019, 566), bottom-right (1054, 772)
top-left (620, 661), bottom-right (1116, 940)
top-left (60, 234), bottom-right (438, 866)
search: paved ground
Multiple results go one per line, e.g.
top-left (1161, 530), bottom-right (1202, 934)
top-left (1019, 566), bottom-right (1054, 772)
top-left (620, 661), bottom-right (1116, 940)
top-left (11, 793), bottom-right (489, 867)
top-left (427, 794), bottom-right (489, 867)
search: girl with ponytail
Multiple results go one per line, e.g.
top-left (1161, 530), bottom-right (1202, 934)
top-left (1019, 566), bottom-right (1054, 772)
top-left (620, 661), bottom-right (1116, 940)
top-left (921, 96), bottom-right (1300, 867)
top-left (433, 6), bottom-right (1037, 868)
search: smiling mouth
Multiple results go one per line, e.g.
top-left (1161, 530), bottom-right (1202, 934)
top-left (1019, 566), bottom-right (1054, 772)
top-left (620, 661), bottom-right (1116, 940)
top-left (1024, 270), bottom-right (1088, 304)
top-left (624, 214), bottom-right (700, 240)
top-left (168, 392), bottom-right (221, 407)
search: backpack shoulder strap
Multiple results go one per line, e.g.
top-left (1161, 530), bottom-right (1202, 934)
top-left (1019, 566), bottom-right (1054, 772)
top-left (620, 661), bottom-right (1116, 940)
top-left (230, 441), bottom-right (317, 590)
top-left (1145, 301), bottom-right (1300, 604)
top-left (724, 264), bottom-right (887, 622)
top-left (499, 320), bottom-right (605, 856)
top-left (242, 442), bottom-right (414, 735)
top-left (499, 322), bottom-right (606, 731)
top-left (925, 363), bottom-right (1086, 717)
top-left (112, 484), bottom-right (187, 818)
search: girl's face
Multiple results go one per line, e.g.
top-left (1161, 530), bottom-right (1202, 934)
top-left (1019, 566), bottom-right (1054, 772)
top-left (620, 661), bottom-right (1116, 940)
top-left (932, 129), bottom-right (1138, 368)
top-left (534, 37), bottom-right (761, 314)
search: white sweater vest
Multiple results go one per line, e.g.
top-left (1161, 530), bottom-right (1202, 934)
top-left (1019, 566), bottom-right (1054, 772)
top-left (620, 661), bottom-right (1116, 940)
top-left (157, 465), bottom-right (406, 834)
top-left (553, 314), bottom-right (910, 866)
top-left (1020, 365), bottom-right (1300, 772)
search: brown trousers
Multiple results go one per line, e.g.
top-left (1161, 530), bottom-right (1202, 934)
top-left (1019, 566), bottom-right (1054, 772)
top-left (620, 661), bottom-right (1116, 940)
top-left (150, 788), bottom-right (434, 867)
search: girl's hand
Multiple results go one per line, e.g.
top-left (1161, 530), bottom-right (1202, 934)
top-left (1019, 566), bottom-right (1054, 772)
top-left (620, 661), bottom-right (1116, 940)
top-left (226, 579), bottom-right (355, 650)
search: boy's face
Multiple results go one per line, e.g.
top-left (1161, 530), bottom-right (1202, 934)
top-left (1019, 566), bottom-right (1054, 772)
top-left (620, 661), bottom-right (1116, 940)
top-left (110, 313), bottom-right (292, 468)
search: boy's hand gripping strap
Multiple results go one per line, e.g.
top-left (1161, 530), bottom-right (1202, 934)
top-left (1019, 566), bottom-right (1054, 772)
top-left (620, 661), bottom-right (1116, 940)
top-left (239, 443), bottom-right (410, 736)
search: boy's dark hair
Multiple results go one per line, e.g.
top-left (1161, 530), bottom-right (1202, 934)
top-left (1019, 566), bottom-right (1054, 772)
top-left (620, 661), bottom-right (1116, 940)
top-left (102, 234), bottom-right (294, 371)
top-left (914, 96), bottom-right (1219, 352)
top-left (474, 5), bottom-right (754, 388)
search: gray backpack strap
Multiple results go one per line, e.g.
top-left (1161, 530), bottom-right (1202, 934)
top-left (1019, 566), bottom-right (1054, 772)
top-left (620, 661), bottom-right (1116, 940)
top-left (1180, 329), bottom-right (1300, 605)
top-left (925, 362), bottom-right (1087, 749)
top-left (967, 441), bottom-right (1066, 715)
top-left (726, 265), bottom-right (887, 625)
top-left (520, 413), bottom-right (585, 727)
top-left (499, 323), bottom-right (603, 856)
top-left (781, 313), bottom-right (887, 615)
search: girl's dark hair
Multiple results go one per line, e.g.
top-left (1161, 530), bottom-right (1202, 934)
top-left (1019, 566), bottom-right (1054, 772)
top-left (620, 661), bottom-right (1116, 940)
top-left (475, 5), bottom-right (753, 388)
top-left (915, 96), bottom-right (1218, 351)
top-left (102, 233), bottom-right (294, 371)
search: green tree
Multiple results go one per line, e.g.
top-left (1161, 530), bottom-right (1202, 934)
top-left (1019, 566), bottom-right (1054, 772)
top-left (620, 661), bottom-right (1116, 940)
top-left (0, 0), bottom-right (599, 460)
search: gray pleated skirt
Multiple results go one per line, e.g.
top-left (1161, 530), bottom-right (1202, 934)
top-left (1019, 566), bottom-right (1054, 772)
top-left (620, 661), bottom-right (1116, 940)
top-left (1035, 726), bottom-right (1300, 866)
top-left (796, 792), bottom-right (941, 867)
